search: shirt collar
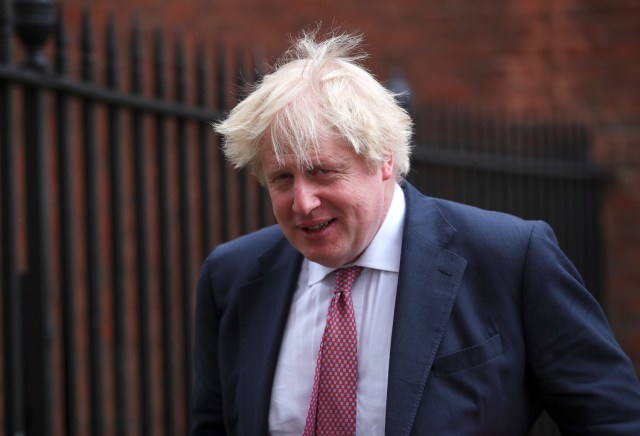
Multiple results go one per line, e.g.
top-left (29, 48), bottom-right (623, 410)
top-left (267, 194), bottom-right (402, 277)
top-left (307, 183), bottom-right (406, 286)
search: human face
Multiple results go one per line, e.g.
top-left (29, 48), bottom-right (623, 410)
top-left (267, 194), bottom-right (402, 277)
top-left (262, 136), bottom-right (395, 268)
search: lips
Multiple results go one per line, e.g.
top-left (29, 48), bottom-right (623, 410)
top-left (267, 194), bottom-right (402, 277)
top-left (301, 219), bottom-right (334, 232)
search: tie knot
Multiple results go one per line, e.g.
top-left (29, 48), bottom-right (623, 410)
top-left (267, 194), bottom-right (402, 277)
top-left (335, 266), bottom-right (363, 294)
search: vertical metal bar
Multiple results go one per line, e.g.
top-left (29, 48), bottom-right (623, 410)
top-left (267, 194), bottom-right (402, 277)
top-left (216, 43), bottom-right (229, 241)
top-left (22, 62), bottom-right (53, 436)
top-left (250, 45), bottom-right (270, 227)
top-left (524, 117), bottom-right (537, 218)
top-left (106, 14), bottom-right (128, 436)
top-left (586, 167), bottom-right (604, 302)
top-left (575, 125), bottom-right (590, 291)
top-left (11, 1), bottom-right (56, 434)
top-left (468, 110), bottom-right (481, 208)
top-left (0, 143), bottom-right (24, 436)
top-left (502, 116), bottom-right (513, 214)
top-left (131, 18), bottom-right (152, 436)
top-left (55, 7), bottom-right (78, 436)
top-left (512, 119), bottom-right (526, 218)
top-left (197, 41), bottom-right (211, 256)
top-left (153, 28), bottom-right (175, 436)
top-left (444, 107), bottom-right (456, 201)
top-left (1, 1), bottom-right (25, 435)
top-left (0, 0), bottom-right (9, 64)
top-left (235, 48), bottom-right (249, 234)
top-left (180, 35), bottom-right (195, 431)
top-left (485, 111), bottom-right (495, 211)
top-left (80, 11), bottom-right (104, 436)
top-left (582, 126), bottom-right (603, 301)
top-left (555, 122), bottom-right (571, 256)
top-left (537, 118), bottom-right (551, 224)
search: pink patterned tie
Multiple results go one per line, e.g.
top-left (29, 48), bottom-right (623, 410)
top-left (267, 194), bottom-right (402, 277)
top-left (303, 266), bottom-right (363, 436)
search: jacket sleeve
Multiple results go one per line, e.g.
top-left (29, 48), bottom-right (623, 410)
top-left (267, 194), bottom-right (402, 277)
top-left (523, 221), bottom-right (640, 434)
top-left (190, 256), bottom-right (227, 436)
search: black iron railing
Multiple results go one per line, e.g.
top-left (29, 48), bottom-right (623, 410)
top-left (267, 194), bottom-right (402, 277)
top-left (1, 1), bottom-right (270, 435)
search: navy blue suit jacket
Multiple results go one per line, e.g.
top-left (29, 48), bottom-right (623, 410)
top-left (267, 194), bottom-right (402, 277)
top-left (191, 182), bottom-right (640, 435)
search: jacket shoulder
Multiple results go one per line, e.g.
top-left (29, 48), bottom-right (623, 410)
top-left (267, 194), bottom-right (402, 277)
top-left (403, 182), bottom-right (554, 265)
top-left (206, 225), bottom-right (284, 260)
top-left (201, 225), bottom-right (288, 279)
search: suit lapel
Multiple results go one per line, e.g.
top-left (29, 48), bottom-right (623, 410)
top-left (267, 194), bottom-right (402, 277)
top-left (385, 183), bottom-right (467, 436)
top-left (236, 238), bottom-right (302, 435)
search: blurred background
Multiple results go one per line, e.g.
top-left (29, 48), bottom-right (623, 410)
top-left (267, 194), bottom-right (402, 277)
top-left (1, 0), bottom-right (638, 435)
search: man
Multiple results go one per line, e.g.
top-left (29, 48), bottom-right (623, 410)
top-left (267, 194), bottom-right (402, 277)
top-left (191, 30), bottom-right (640, 435)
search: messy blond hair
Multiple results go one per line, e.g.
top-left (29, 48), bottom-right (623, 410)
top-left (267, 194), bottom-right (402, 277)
top-left (214, 29), bottom-right (413, 183)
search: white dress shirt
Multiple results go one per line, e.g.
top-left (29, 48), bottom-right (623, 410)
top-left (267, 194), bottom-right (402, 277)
top-left (269, 183), bottom-right (406, 435)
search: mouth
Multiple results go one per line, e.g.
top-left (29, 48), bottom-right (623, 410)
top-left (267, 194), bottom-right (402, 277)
top-left (301, 219), bottom-right (335, 232)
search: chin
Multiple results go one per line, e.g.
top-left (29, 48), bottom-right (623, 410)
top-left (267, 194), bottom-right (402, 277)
top-left (303, 252), bottom-right (344, 268)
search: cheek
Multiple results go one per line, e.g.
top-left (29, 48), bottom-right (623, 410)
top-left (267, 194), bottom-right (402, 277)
top-left (350, 187), bottom-right (386, 228)
top-left (269, 192), bottom-right (291, 217)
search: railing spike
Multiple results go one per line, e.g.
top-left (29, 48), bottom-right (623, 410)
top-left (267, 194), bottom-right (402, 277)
top-left (54, 3), bottom-right (67, 75)
top-left (106, 13), bottom-right (119, 89)
top-left (13, 0), bottom-right (56, 71)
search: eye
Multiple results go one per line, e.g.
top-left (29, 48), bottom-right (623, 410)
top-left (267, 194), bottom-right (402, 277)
top-left (269, 172), bottom-right (293, 186)
top-left (309, 168), bottom-right (331, 176)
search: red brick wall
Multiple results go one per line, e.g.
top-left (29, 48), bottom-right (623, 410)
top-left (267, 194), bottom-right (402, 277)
top-left (60, 0), bottom-right (640, 373)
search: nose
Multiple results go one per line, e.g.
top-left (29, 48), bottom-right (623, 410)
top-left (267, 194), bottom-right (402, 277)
top-left (292, 177), bottom-right (321, 215)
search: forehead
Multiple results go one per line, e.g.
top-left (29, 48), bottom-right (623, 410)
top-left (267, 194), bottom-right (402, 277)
top-left (260, 134), bottom-right (354, 170)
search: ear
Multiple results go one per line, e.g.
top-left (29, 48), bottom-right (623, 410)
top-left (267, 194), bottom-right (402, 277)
top-left (381, 154), bottom-right (394, 181)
